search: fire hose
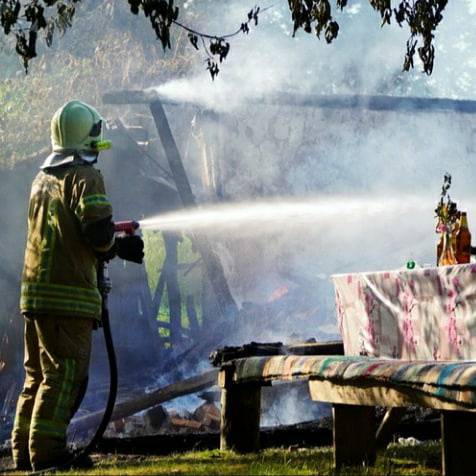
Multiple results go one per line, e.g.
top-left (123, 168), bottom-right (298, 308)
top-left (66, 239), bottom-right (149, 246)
top-left (2, 220), bottom-right (141, 475)
top-left (77, 220), bottom-right (140, 452)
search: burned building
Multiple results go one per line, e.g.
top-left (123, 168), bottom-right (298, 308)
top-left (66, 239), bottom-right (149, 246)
top-left (1, 91), bottom-right (476, 444)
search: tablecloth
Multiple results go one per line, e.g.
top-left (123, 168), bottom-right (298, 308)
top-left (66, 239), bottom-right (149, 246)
top-left (332, 264), bottom-right (476, 360)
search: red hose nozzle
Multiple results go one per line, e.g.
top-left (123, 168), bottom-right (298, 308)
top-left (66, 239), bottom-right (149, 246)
top-left (114, 220), bottom-right (140, 235)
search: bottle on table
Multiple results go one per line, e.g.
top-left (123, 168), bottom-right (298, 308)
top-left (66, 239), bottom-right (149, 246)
top-left (451, 212), bottom-right (461, 253)
top-left (455, 212), bottom-right (471, 263)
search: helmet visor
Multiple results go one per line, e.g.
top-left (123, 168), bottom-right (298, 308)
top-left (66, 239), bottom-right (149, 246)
top-left (89, 120), bottom-right (102, 137)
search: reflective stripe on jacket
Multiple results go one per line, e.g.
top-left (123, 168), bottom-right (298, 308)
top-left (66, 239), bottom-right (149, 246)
top-left (20, 163), bottom-right (113, 320)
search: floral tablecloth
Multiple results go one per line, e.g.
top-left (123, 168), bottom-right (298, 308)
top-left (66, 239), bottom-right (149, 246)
top-left (332, 264), bottom-right (476, 360)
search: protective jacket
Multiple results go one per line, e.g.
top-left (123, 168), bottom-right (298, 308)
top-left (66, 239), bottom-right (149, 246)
top-left (20, 162), bottom-right (113, 320)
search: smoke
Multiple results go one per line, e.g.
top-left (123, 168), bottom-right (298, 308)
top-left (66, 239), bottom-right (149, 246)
top-left (261, 383), bottom-right (331, 427)
top-left (2, 0), bottom-right (476, 443)
top-left (152, 1), bottom-right (476, 111)
top-left (146, 1), bottom-right (476, 347)
top-left (173, 103), bottom-right (476, 318)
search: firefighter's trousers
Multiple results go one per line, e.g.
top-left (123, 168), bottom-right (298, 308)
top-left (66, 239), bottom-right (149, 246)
top-left (11, 315), bottom-right (93, 470)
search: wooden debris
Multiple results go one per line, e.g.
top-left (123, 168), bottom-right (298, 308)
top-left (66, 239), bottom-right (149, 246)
top-left (194, 403), bottom-right (221, 430)
top-left (106, 401), bottom-right (222, 437)
top-left (169, 416), bottom-right (203, 431)
top-left (73, 370), bottom-right (218, 432)
top-left (210, 342), bottom-right (284, 367)
top-left (286, 340), bottom-right (344, 356)
top-left (197, 390), bottom-right (220, 403)
top-left (144, 405), bottom-right (168, 431)
top-left (210, 340), bottom-right (344, 367)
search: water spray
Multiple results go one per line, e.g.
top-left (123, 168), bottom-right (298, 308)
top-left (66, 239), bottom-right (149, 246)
top-left (138, 197), bottom-right (433, 234)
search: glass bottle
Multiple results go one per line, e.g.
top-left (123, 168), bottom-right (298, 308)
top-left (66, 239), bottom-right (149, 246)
top-left (456, 212), bottom-right (471, 264)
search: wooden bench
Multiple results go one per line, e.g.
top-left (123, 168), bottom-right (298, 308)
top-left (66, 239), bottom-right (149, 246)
top-left (218, 355), bottom-right (476, 476)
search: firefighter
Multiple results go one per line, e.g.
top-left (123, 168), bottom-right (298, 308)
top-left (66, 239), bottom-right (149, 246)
top-left (11, 100), bottom-right (144, 471)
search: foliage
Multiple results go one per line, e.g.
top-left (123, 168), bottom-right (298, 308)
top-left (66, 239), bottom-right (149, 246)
top-left (0, 1), bottom-right (196, 167)
top-left (126, 1), bottom-right (264, 80)
top-left (0, 0), bottom-right (264, 79)
top-left (143, 230), bottom-right (204, 344)
top-left (1, 0), bottom-right (450, 78)
top-left (288, 0), bottom-right (448, 75)
top-left (144, 230), bottom-right (166, 293)
top-left (147, 233), bottom-right (204, 343)
top-left (0, 0), bottom-right (80, 71)
top-left (435, 172), bottom-right (458, 233)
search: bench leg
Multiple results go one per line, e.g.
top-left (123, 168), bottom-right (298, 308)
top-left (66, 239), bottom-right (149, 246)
top-left (441, 411), bottom-right (476, 476)
top-left (333, 404), bottom-right (376, 469)
top-left (220, 383), bottom-right (261, 453)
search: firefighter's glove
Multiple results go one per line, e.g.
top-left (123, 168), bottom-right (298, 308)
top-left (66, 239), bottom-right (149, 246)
top-left (116, 235), bottom-right (144, 264)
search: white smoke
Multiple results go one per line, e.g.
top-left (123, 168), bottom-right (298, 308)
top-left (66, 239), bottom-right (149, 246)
top-left (144, 0), bottom-right (476, 345)
top-left (3, 1), bottom-right (476, 438)
top-left (151, 0), bottom-right (476, 111)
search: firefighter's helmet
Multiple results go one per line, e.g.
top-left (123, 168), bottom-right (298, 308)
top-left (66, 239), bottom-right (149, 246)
top-left (50, 100), bottom-right (111, 161)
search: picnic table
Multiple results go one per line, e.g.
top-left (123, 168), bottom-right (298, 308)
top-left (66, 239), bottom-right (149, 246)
top-left (218, 264), bottom-right (476, 476)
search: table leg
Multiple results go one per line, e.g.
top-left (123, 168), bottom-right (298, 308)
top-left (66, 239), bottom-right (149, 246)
top-left (333, 404), bottom-right (376, 468)
top-left (441, 410), bottom-right (476, 476)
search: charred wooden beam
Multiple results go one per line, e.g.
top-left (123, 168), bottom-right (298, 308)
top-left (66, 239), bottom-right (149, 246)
top-left (103, 89), bottom-right (171, 105)
top-left (149, 99), bottom-right (239, 320)
top-left (72, 370), bottom-right (218, 432)
top-left (95, 420), bottom-right (333, 456)
top-left (262, 93), bottom-right (476, 114)
top-left (163, 233), bottom-right (182, 347)
top-left (285, 340), bottom-right (344, 356)
top-left (149, 100), bottom-right (196, 205)
top-left (103, 90), bottom-right (476, 115)
top-left (210, 340), bottom-right (344, 367)
top-left (210, 342), bottom-right (284, 367)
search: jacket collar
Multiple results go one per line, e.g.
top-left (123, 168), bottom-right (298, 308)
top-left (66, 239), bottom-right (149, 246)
top-left (40, 151), bottom-right (98, 169)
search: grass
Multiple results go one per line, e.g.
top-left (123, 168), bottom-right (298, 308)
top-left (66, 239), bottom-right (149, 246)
top-left (1, 442), bottom-right (441, 475)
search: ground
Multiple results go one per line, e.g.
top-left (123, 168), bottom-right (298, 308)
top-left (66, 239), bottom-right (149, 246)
top-left (0, 443), bottom-right (441, 475)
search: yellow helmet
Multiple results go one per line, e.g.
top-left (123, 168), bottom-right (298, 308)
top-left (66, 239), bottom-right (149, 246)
top-left (50, 100), bottom-right (111, 160)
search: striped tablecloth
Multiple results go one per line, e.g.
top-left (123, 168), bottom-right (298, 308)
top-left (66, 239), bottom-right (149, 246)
top-left (230, 355), bottom-right (476, 407)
